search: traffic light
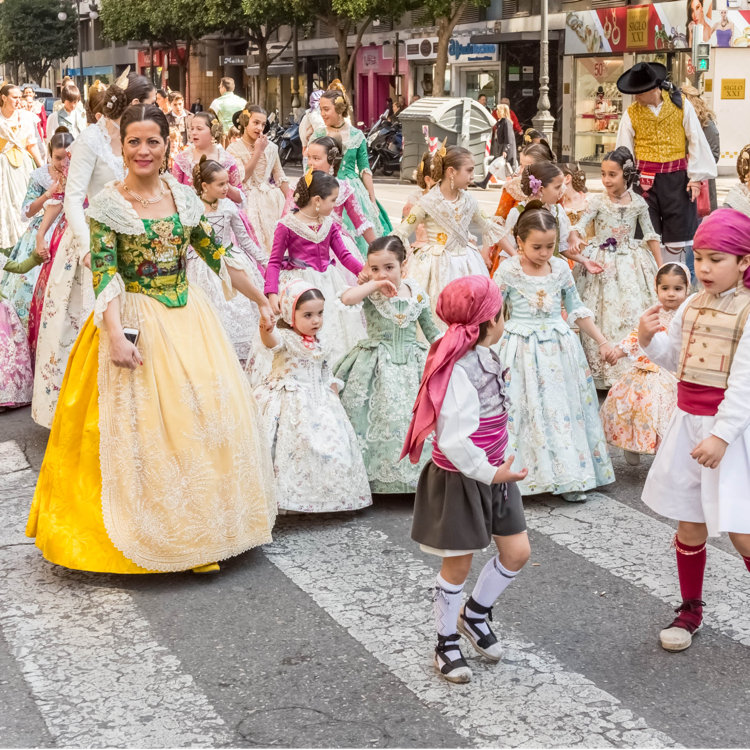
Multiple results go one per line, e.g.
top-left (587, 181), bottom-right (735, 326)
top-left (692, 31), bottom-right (710, 73)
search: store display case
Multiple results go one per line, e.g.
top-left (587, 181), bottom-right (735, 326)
top-left (573, 57), bottom-right (624, 164)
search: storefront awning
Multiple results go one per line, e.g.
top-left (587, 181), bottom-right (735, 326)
top-left (245, 63), bottom-right (297, 76)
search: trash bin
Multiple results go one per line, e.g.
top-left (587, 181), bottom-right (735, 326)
top-left (398, 97), bottom-right (495, 183)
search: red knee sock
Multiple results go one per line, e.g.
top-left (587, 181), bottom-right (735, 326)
top-left (743, 556), bottom-right (750, 574)
top-left (672, 534), bottom-right (706, 631)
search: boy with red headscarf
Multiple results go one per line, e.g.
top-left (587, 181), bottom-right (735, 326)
top-left (402, 275), bottom-right (530, 684)
top-left (639, 208), bottom-right (750, 653)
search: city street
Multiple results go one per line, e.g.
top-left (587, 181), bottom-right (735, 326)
top-left (1, 176), bottom-right (749, 749)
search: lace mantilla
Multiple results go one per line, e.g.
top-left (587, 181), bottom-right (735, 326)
top-left (368, 279), bottom-right (430, 327)
top-left (279, 211), bottom-right (335, 243)
top-left (86, 174), bottom-right (204, 235)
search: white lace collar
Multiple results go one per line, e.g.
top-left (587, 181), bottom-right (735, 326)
top-left (278, 327), bottom-right (326, 360)
top-left (369, 279), bottom-right (429, 327)
top-left (86, 173), bottom-right (204, 235)
top-left (279, 211), bottom-right (334, 243)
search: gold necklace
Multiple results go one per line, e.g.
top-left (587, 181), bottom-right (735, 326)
top-left (123, 181), bottom-right (167, 208)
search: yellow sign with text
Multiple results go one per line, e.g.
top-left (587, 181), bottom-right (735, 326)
top-left (626, 7), bottom-right (649, 49)
top-left (721, 79), bottom-right (746, 99)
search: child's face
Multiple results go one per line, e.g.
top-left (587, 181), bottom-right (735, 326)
top-left (203, 169), bottom-right (230, 201)
top-left (294, 298), bottom-right (325, 337)
top-left (246, 113), bottom-right (266, 140)
top-left (50, 147), bottom-right (69, 176)
top-left (694, 248), bottom-right (750, 294)
top-left (447, 160), bottom-right (475, 190)
top-left (314, 188), bottom-right (339, 217)
top-left (367, 249), bottom-right (403, 288)
top-left (539, 174), bottom-right (564, 204)
top-left (306, 144), bottom-right (330, 173)
top-left (481, 311), bottom-right (505, 346)
top-left (517, 227), bottom-right (557, 267)
top-left (601, 160), bottom-right (626, 195)
top-left (656, 271), bottom-right (689, 310)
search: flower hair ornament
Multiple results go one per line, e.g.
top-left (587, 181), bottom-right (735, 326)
top-left (105, 94), bottom-right (118, 111)
top-left (438, 138), bottom-right (447, 157)
top-left (528, 174), bottom-right (543, 194)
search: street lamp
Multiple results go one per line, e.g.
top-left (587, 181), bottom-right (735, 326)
top-left (532, 0), bottom-right (555, 140)
top-left (58, 2), bottom-right (99, 91)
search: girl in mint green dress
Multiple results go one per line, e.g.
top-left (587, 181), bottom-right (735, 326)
top-left (314, 91), bottom-right (392, 256)
top-left (335, 236), bottom-right (440, 493)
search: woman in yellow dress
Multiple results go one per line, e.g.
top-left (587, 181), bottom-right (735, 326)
top-left (26, 104), bottom-right (277, 574)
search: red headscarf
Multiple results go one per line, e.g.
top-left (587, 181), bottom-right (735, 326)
top-left (693, 208), bottom-right (750, 289)
top-left (401, 275), bottom-right (503, 464)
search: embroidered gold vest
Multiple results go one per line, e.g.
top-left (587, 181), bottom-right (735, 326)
top-left (628, 91), bottom-right (686, 163)
top-left (678, 287), bottom-right (750, 389)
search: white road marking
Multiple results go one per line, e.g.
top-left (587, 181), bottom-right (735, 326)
top-left (525, 493), bottom-right (750, 646)
top-left (0, 440), bottom-right (231, 748)
top-left (265, 518), bottom-right (677, 749)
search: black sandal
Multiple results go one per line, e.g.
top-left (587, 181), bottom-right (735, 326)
top-left (434, 633), bottom-right (472, 683)
top-left (458, 597), bottom-right (504, 662)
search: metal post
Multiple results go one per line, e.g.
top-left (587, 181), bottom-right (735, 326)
top-left (78, 5), bottom-right (85, 91)
top-left (291, 24), bottom-right (300, 109)
top-left (532, 0), bottom-right (555, 139)
top-left (394, 30), bottom-right (400, 97)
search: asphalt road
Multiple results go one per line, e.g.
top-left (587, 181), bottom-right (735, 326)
top-left (1, 175), bottom-right (748, 748)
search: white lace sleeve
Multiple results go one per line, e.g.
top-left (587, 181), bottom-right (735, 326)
top-left (93, 273), bottom-right (125, 327)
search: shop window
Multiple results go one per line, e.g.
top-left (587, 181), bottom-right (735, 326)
top-left (573, 56), bottom-right (623, 164)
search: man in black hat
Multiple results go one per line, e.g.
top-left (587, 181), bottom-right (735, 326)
top-left (615, 61), bottom-right (716, 266)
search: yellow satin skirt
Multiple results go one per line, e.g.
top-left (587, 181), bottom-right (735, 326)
top-left (27, 288), bottom-right (277, 573)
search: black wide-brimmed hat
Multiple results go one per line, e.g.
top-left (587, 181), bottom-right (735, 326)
top-left (616, 62), bottom-right (668, 94)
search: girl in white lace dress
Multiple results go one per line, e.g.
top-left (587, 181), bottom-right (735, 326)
top-left (569, 147), bottom-right (662, 388)
top-left (254, 279), bottom-right (372, 513)
top-left (189, 157), bottom-right (267, 361)
top-left (393, 145), bottom-right (505, 329)
top-left (227, 106), bottom-right (291, 255)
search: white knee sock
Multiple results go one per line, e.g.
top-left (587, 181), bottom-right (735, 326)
top-left (433, 573), bottom-right (464, 660)
top-left (466, 555), bottom-right (520, 636)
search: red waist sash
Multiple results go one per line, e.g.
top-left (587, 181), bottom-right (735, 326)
top-left (432, 413), bottom-right (509, 474)
top-left (677, 381), bottom-right (725, 417)
top-left (636, 158), bottom-right (688, 175)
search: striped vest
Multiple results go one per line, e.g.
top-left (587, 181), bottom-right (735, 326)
top-left (678, 287), bottom-right (750, 389)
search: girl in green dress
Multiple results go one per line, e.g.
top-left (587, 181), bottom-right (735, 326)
top-left (315, 90), bottom-right (392, 256)
top-left (335, 236), bottom-right (440, 493)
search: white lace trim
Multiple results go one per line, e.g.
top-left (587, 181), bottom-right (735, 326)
top-left (279, 211), bottom-right (335, 243)
top-left (725, 184), bottom-right (750, 218)
top-left (93, 272), bottom-right (125, 327)
top-left (220, 251), bottom-right (259, 300)
top-left (76, 120), bottom-right (125, 183)
top-left (567, 304), bottom-right (593, 322)
top-left (86, 174), bottom-right (204, 235)
top-left (368, 279), bottom-right (430, 327)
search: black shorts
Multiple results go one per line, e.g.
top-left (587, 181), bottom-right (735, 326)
top-left (411, 461), bottom-right (527, 552)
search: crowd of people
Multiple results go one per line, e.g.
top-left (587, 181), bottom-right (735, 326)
top-left (1, 61), bottom-right (749, 685)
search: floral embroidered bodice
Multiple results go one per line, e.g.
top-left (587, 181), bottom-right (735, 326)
top-left (193, 198), bottom-right (267, 266)
top-left (22, 167), bottom-right (56, 230)
top-left (87, 176), bottom-right (234, 308)
top-left (573, 190), bottom-right (659, 249)
top-left (312, 125), bottom-right (371, 180)
top-left (267, 328), bottom-right (335, 396)
top-left (619, 308), bottom-right (677, 373)
top-left (494, 256), bottom-right (593, 340)
top-left (226, 139), bottom-right (287, 192)
top-left (394, 185), bottom-right (505, 254)
top-left (359, 280), bottom-right (440, 364)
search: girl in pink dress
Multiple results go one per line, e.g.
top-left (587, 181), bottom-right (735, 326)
top-left (264, 170), bottom-right (365, 365)
top-left (283, 136), bottom-right (376, 262)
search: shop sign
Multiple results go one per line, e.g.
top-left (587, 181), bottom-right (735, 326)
top-left (224, 56), bottom-right (248, 66)
top-left (360, 48), bottom-right (380, 71)
top-left (721, 79), bottom-right (746, 99)
top-left (448, 40), bottom-right (498, 63)
top-left (565, 2), bottom-right (688, 55)
top-left (405, 37), bottom-right (438, 61)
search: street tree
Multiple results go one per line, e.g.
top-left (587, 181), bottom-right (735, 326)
top-left (0, 0), bottom-right (77, 84)
top-left (420, 0), bottom-right (489, 95)
top-left (295, 0), bottom-right (416, 109)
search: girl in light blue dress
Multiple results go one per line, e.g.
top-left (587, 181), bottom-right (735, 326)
top-left (493, 201), bottom-right (615, 503)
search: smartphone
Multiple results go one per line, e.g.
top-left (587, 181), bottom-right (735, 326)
top-left (123, 327), bottom-right (140, 346)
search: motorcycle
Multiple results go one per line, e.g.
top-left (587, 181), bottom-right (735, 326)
top-left (279, 113), bottom-right (303, 166)
top-left (367, 111), bottom-right (402, 176)
top-left (265, 110), bottom-right (283, 144)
